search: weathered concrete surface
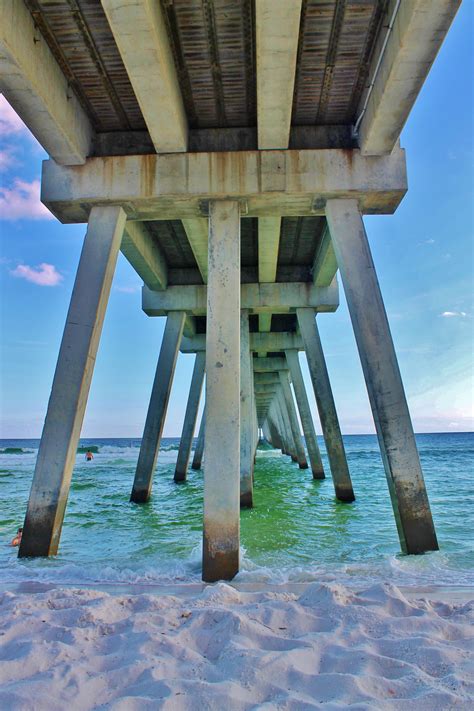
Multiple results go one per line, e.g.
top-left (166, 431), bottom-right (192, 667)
top-left (277, 390), bottom-right (298, 462)
top-left (258, 216), bottom-right (282, 333)
top-left (0, 0), bottom-right (93, 164)
top-left (19, 206), bottom-right (126, 557)
top-left (279, 372), bottom-right (308, 469)
top-left (101, 0), bottom-right (187, 153)
top-left (121, 221), bottom-right (167, 290)
top-left (297, 309), bottom-right (355, 502)
top-left (181, 219), bottom-right (209, 283)
top-left (240, 311), bottom-right (254, 508)
top-left (181, 332), bottom-right (303, 354)
top-left (253, 358), bottom-right (288, 373)
top-left (326, 198), bottom-right (438, 553)
top-left (256, 0), bottom-right (302, 149)
top-left (130, 311), bottom-right (186, 503)
top-left (358, 0), bottom-right (461, 156)
top-left (312, 227), bottom-right (338, 288)
top-left (191, 407), bottom-right (205, 471)
top-left (143, 281), bottom-right (339, 316)
top-left (41, 147), bottom-right (408, 223)
top-left (174, 352), bottom-right (205, 482)
top-left (203, 201), bottom-right (241, 582)
top-left (285, 350), bottom-right (325, 479)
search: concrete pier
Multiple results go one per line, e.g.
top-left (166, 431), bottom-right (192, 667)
top-left (19, 206), bottom-right (126, 557)
top-left (203, 201), bottom-right (241, 582)
top-left (326, 199), bottom-right (438, 553)
top-left (191, 407), bottom-right (205, 471)
top-left (240, 311), bottom-right (254, 508)
top-left (297, 309), bottom-right (355, 502)
top-left (285, 350), bottom-right (325, 479)
top-left (279, 372), bottom-right (308, 469)
top-left (174, 351), bottom-right (205, 482)
top-left (277, 390), bottom-right (298, 462)
top-left (131, 311), bottom-right (186, 503)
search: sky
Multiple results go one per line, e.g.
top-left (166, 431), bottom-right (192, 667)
top-left (0, 3), bottom-right (473, 438)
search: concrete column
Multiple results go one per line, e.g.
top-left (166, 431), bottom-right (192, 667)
top-left (174, 351), bottom-right (206, 482)
top-left (19, 206), bottom-right (126, 557)
top-left (191, 406), bottom-right (205, 470)
top-left (285, 350), bottom-right (325, 479)
top-left (274, 395), bottom-right (291, 456)
top-left (279, 372), bottom-right (308, 469)
top-left (297, 309), bottom-right (355, 502)
top-left (326, 198), bottom-right (438, 553)
top-left (240, 310), bottom-right (254, 507)
top-left (131, 311), bottom-right (186, 502)
top-left (203, 200), bottom-right (241, 582)
top-left (277, 389), bottom-right (297, 461)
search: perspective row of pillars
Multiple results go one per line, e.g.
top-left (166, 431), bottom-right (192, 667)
top-left (19, 198), bottom-right (439, 582)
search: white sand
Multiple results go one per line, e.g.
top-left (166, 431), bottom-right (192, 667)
top-left (0, 582), bottom-right (472, 710)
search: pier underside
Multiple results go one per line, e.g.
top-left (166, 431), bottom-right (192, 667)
top-left (2, 0), bottom-right (457, 578)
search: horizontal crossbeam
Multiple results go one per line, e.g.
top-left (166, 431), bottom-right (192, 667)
top-left (181, 332), bottom-right (303, 354)
top-left (142, 281), bottom-right (338, 316)
top-left (41, 147), bottom-right (407, 223)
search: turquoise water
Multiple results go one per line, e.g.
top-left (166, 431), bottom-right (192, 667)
top-left (1, 433), bottom-right (473, 587)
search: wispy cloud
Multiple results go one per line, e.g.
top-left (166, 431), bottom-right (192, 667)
top-left (11, 262), bottom-right (63, 287)
top-left (0, 178), bottom-right (53, 220)
top-left (417, 238), bottom-right (435, 246)
top-left (0, 147), bottom-right (17, 171)
top-left (0, 95), bottom-right (27, 135)
top-left (440, 311), bottom-right (468, 318)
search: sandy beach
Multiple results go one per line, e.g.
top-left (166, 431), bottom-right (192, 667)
top-left (1, 581), bottom-right (472, 710)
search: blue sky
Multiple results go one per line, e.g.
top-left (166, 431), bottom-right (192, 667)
top-left (0, 4), bottom-right (472, 438)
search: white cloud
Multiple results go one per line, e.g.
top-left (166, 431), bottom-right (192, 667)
top-left (0, 148), bottom-right (17, 171)
top-left (0, 178), bottom-right (53, 220)
top-left (0, 95), bottom-right (27, 135)
top-left (11, 262), bottom-right (63, 287)
top-left (440, 311), bottom-right (468, 318)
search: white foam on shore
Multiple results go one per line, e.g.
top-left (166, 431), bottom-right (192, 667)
top-left (0, 581), bottom-right (472, 709)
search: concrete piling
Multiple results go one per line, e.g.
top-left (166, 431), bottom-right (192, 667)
top-left (297, 309), bottom-right (355, 502)
top-left (279, 372), bottom-right (308, 469)
top-left (285, 350), bottom-right (325, 479)
top-left (130, 311), bottom-right (186, 503)
top-left (191, 407), bottom-right (206, 470)
top-left (174, 351), bottom-right (206, 482)
top-left (240, 310), bottom-right (254, 508)
top-left (19, 206), bottom-right (127, 557)
top-left (326, 199), bottom-right (438, 553)
top-left (203, 201), bottom-right (241, 582)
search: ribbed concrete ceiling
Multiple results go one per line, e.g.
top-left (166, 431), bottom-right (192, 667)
top-left (25, 0), bottom-right (386, 136)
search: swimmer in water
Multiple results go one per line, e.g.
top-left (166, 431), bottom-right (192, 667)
top-left (85, 450), bottom-right (94, 461)
top-left (11, 527), bottom-right (23, 547)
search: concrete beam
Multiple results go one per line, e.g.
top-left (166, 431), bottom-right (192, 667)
top-left (0, 0), bottom-right (93, 164)
top-left (122, 221), bottom-right (167, 290)
top-left (357, 0), bottom-right (461, 155)
top-left (312, 225), bottom-right (338, 288)
top-left (181, 332), bottom-right (303, 354)
top-left (142, 281), bottom-right (338, 316)
top-left (101, 0), bottom-right (187, 153)
top-left (258, 216), bottom-right (282, 333)
top-left (181, 219), bottom-right (209, 283)
top-left (253, 357), bottom-right (288, 373)
top-left (256, 0), bottom-right (302, 149)
top-left (41, 147), bottom-right (408, 223)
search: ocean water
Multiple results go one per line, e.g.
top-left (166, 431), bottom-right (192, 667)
top-left (1, 433), bottom-right (473, 589)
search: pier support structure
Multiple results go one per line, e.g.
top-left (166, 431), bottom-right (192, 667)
top-left (203, 201), bottom-right (241, 582)
top-left (174, 351), bottom-right (206, 482)
top-left (131, 311), bottom-right (186, 503)
top-left (19, 206), bottom-right (126, 557)
top-left (285, 350), bottom-right (325, 479)
top-left (279, 372), bottom-right (308, 469)
top-left (297, 309), bottom-right (355, 502)
top-left (191, 407), bottom-right (205, 471)
top-left (240, 310), bottom-right (255, 508)
top-left (326, 199), bottom-right (438, 553)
